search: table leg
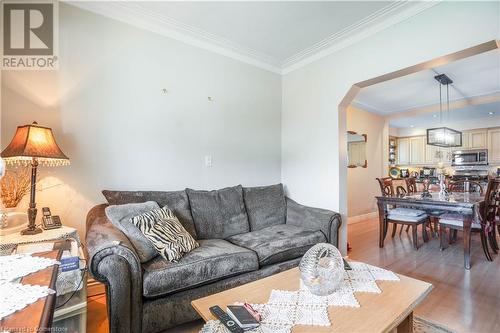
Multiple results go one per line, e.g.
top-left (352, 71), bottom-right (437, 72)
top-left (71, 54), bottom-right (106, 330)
top-left (397, 311), bottom-right (413, 333)
top-left (377, 201), bottom-right (386, 248)
top-left (463, 216), bottom-right (472, 270)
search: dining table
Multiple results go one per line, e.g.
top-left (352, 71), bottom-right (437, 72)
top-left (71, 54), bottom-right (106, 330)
top-left (376, 191), bottom-right (484, 270)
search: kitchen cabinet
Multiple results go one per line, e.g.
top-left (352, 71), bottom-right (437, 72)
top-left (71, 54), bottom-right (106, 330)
top-left (426, 144), bottom-right (451, 165)
top-left (461, 130), bottom-right (487, 150)
top-left (488, 128), bottom-right (500, 164)
top-left (410, 136), bottom-right (425, 165)
top-left (397, 138), bottom-right (410, 165)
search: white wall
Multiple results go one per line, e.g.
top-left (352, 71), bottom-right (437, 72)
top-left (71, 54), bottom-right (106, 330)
top-left (282, 1), bottom-right (500, 253)
top-left (347, 106), bottom-right (386, 218)
top-left (1, 4), bottom-right (282, 237)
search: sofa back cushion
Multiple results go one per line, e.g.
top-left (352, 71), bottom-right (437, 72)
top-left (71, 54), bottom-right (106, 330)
top-left (102, 190), bottom-right (197, 238)
top-left (105, 201), bottom-right (160, 263)
top-left (243, 184), bottom-right (286, 231)
top-left (186, 185), bottom-right (249, 239)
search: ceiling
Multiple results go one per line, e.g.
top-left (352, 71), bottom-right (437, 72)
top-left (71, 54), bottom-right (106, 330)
top-left (353, 49), bottom-right (500, 128)
top-left (71, 1), bottom-right (438, 73)
top-left (389, 101), bottom-right (500, 128)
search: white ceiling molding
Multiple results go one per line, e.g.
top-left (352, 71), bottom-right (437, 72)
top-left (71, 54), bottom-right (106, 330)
top-left (67, 1), bottom-right (283, 73)
top-left (67, 1), bottom-right (441, 75)
top-left (282, 1), bottom-right (441, 74)
top-left (355, 90), bottom-right (500, 116)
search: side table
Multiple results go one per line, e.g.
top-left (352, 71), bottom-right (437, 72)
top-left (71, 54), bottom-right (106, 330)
top-left (1, 226), bottom-right (87, 333)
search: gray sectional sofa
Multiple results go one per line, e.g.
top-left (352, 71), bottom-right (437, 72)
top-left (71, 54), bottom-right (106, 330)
top-left (85, 184), bottom-right (341, 333)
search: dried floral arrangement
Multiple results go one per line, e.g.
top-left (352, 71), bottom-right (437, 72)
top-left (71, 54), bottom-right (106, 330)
top-left (0, 167), bottom-right (31, 208)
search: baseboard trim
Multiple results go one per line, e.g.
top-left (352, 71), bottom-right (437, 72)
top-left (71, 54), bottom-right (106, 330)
top-left (348, 212), bottom-right (378, 224)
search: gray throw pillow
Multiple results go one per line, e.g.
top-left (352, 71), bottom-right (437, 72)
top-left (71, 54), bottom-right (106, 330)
top-left (243, 184), bottom-right (286, 231)
top-left (131, 206), bottom-right (199, 262)
top-left (186, 185), bottom-right (250, 239)
top-left (105, 201), bottom-right (160, 263)
top-left (102, 190), bottom-right (197, 239)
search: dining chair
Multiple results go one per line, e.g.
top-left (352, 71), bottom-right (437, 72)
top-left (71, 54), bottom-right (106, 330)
top-left (448, 180), bottom-right (484, 194)
top-left (482, 178), bottom-right (500, 253)
top-left (376, 177), bottom-right (429, 250)
top-left (442, 180), bottom-right (484, 244)
top-left (439, 179), bottom-right (498, 261)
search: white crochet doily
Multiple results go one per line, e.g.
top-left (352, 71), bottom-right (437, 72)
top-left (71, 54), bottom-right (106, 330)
top-left (0, 254), bottom-right (59, 283)
top-left (200, 262), bottom-right (399, 333)
top-left (0, 282), bottom-right (55, 320)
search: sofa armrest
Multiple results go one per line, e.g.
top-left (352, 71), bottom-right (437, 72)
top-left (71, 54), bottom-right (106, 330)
top-left (85, 204), bottom-right (143, 333)
top-left (285, 197), bottom-right (342, 247)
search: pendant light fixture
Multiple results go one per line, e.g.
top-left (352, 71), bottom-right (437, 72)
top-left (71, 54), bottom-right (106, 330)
top-left (426, 73), bottom-right (462, 148)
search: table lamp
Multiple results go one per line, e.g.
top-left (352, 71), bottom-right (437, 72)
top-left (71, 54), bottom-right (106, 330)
top-left (1, 122), bottom-right (69, 235)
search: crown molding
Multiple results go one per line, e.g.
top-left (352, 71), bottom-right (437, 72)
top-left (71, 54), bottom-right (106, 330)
top-left (67, 1), bottom-right (283, 74)
top-left (282, 1), bottom-right (441, 74)
top-left (67, 1), bottom-right (441, 75)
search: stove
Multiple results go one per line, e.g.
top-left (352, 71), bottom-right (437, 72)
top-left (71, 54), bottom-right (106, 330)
top-left (451, 166), bottom-right (489, 182)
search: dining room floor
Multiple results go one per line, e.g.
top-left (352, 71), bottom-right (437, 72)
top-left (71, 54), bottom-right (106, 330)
top-left (348, 217), bottom-right (500, 333)
top-left (87, 217), bottom-right (500, 333)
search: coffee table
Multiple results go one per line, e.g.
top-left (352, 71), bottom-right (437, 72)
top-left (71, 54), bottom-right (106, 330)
top-left (192, 266), bottom-right (433, 333)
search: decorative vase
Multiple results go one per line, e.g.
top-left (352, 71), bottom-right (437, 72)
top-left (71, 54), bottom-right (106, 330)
top-left (0, 207), bottom-right (28, 236)
top-left (299, 243), bottom-right (345, 296)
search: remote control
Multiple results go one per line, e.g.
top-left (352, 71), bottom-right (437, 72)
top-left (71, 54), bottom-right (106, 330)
top-left (209, 305), bottom-right (244, 333)
top-left (343, 258), bottom-right (352, 270)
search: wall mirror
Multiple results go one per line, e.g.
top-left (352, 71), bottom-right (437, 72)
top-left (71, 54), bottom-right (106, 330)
top-left (347, 131), bottom-right (367, 168)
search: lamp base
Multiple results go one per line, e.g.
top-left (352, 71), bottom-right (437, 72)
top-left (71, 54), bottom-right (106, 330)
top-left (21, 226), bottom-right (42, 235)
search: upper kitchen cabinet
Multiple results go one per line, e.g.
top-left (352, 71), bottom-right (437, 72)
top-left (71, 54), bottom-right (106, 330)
top-left (409, 136), bottom-right (425, 165)
top-left (488, 128), bottom-right (500, 164)
top-left (461, 129), bottom-right (488, 150)
top-left (397, 136), bottom-right (426, 165)
top-left (397, 137), bottom-right (410, 165)
top-left (425, 138), bottom-right (451, 165)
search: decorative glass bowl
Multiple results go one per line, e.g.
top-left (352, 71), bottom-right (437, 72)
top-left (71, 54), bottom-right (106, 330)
top-left (299, 243), bottom-right (345, 296)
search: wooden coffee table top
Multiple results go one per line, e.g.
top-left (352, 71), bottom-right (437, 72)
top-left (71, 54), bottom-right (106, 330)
top-left (191, 266), bottom-right (433, 333)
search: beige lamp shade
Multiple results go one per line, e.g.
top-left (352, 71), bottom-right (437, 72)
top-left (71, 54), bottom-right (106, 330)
top-left (1, 122), bottom-right (70, 166)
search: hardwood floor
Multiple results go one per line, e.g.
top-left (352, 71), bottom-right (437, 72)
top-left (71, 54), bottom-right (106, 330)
top-left (348, 218), bottom-right (500, 333)
top-left (88, 218), bottom-right (500, 333)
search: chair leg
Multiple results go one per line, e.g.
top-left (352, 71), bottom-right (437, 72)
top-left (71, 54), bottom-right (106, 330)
top-left (440, 225), bottom-right (447, 251)
top-left (427, 219), bottom-right (434, 234)
top-left (480, 230), bottom-right (493, 261)
top-left (399, 224), bottom-right (404, 236)
top-left (412, 224), bottom-right (419, 250)
top-left (422, 223), bottom-right (429, 243)
top-left (383, 221), bottom-right (389, 240)
top-left (391, 223), bottom-right (397, 238)
top-left (488, 231), bottom-right (498, 254)
top-left (433, 218), bottom-right (439, 237)
top-left (490, 226), bottom-right (499, 251)
top-left (406, 225), bottom-right (410, 232)
top-left (449, 229), bottom-right (457, 244)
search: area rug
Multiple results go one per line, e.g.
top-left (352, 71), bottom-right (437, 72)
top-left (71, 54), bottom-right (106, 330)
top-left (414, 316), bottom-right (455, 333)
top-left (197, 316), bottom-right (454, 333)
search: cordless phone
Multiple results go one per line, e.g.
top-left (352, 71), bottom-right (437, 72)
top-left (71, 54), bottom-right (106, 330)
top-left (42, 207), bottom-right (62, 230)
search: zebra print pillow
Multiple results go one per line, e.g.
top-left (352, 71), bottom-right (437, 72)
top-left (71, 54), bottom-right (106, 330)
top-left (131, 206), bottom-right (199, 262)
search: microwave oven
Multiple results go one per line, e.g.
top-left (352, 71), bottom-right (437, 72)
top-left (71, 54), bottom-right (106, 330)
top-left (451, 149), bottom-right (488, 166)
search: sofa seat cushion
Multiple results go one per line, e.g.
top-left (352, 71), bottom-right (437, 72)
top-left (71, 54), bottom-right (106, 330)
top-left (142, 239), bottom-right (258, 298)
top-left (226, 225), bottom-right (326, 266)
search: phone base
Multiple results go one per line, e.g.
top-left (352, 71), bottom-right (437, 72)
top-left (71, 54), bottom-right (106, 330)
top-left (21, 226), bottom-right (42, 235)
